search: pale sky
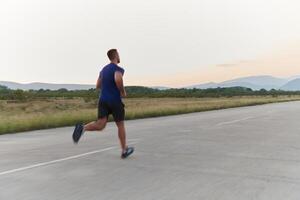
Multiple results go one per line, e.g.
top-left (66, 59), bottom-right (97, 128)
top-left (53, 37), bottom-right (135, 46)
top-left (1, 0), bottom-right (300, 87)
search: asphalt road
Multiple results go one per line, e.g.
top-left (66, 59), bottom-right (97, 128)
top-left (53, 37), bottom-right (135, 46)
top-left (1, 101), bottom-right (300, 200)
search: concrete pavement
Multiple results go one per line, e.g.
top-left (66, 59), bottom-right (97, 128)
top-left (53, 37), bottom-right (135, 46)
top-left (1, 101), bottom-right (300, 199)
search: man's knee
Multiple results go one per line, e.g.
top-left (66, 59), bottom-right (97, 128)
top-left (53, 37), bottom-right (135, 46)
top-left (115, 121), bottom-right (124, 128)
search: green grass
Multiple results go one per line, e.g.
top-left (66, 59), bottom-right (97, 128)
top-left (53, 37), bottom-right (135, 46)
top-left (1, 96), bottom-right (300, 135)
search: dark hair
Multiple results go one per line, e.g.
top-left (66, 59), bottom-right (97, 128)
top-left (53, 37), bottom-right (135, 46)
top-left (107, 49), bottom-right (118, 61)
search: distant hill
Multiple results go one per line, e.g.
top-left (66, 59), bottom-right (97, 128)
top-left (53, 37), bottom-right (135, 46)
top-left (287, 75), bottom-right (300, 81)
top-left (190, 81), bottom-right (263, 90)
top-left (187, 82), bottom-right (218, 89)
top-left (1, 74), bottom-right (300, 91)
top-left (0, 81), bottom-right (95, 91)
top-left (218, 81), bottom-right (263, 90)
top-left (221, 76), bottom-right (286, 90)
top-left (281, 78), bottom-right (300, 91)
top-left (187, 75), bottom-right (299, 91)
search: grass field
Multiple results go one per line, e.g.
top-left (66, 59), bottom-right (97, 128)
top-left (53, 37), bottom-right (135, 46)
top-left (0, 96), bottom-right (300, 134)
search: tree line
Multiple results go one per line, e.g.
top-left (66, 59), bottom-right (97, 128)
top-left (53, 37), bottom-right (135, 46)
top-left (0, 85), bottom-right (300, 101)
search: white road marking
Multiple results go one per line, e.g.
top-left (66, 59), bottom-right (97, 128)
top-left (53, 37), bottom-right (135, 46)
top-left (0, 141), bottom-right (139, 176)
top-left (217, 117), bottom-right (254, 126)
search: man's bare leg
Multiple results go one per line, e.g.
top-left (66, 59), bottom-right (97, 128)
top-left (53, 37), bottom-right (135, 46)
top-left (84, 118), bottom-right (107, 132)
top-left (115, 121), bottom-right (126, 152)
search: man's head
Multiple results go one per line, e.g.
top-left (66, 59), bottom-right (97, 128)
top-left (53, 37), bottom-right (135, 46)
top-left (107, 49), bottom-right (120, 64)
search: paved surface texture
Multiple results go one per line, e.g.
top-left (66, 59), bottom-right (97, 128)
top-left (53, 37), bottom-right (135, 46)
top-left (1, 101), bottom-right (300, 200)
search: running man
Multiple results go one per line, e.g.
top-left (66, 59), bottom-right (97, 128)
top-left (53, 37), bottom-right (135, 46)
top-left (72, 49), bottom-right (134, 159)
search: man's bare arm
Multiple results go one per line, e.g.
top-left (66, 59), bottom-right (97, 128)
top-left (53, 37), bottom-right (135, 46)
top-left (114, 71), bottom-right (126, 97)
top-left (96, 77), bottom-right (102, 89)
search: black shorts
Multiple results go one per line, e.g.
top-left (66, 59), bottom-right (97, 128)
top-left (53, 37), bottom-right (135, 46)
top-left (98, 100), bottom-right (125, 122)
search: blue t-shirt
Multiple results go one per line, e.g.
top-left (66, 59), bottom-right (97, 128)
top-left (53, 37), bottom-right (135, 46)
top-left (99, 63), bottom-right (125, 103)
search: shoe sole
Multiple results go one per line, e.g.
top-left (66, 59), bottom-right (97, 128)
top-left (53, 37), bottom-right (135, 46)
top-left (73, 125), bottom-right (83, 143)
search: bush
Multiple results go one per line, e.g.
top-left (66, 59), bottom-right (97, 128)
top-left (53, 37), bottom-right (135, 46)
top-left (0, 86), bottom-right (300, 100)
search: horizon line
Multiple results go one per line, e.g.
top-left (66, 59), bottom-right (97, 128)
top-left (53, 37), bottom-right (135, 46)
top-left (1, 74), bottom-right (300, 88)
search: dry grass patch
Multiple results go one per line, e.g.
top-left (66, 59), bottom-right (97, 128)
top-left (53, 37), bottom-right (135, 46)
top-left (0, 96), bottom-right (300, 134)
